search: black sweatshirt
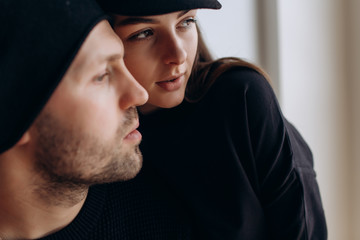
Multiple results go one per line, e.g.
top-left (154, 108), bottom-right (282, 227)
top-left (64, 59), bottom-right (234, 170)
top-left (42, 67), bottom-right (327, 239)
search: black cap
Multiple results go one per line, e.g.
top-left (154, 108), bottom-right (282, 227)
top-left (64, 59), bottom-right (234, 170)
top-left (97, 0), bottom-right (221, 16)
top-left (0, 0), bottom-right (107, 153)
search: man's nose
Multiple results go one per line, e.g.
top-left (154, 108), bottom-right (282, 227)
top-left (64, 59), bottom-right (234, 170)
top-left (117, 66), bottom-right (149, 110)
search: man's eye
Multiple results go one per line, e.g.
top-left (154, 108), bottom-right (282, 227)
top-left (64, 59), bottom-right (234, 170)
top-left (128, 29), bottom-right (154, 41)
top-left (94, 72), bottom-right (110, 83)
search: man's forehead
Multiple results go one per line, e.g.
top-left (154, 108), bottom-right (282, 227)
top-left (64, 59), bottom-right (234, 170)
top-left (68, 21), bottom-right (124, 72)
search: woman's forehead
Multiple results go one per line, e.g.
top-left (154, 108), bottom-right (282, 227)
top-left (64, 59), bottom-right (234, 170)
top-left (113, 10), bottom-right (196, 27)
top-left (97, 0), bottom-right (221, 16)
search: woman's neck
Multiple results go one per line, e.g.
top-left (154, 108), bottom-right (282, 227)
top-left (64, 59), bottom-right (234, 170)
top-left (138, 103), bottom-right (161, 115)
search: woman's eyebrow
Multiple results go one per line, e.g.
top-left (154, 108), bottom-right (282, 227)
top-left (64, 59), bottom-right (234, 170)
top-left (116, 17), bottom-right (159, 26)
top-left (177, 10), bottom-right (190, 18)
top-left (116, 10), bottom-right (191, 26)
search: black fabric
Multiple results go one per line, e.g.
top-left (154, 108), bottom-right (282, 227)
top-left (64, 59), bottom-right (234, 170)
top-left (137, 67), bottom-right (327, 239)
top-left (39, 172), bottom-right (192, 239)
top-left (97, 0), bottom-right (221, 16)
top-left (37, 67), bottom-right (327, 239)
top-left (0, 0), bottom-right (107, 153)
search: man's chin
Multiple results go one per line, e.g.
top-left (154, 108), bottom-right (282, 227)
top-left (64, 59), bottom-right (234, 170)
top-left (107, 147), bottom-right (143, 183)
top-left (119, 159), bottom-right (142, 182)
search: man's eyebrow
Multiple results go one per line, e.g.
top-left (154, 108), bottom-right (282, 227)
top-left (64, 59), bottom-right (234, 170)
top-left (116, 10), bottom-right (191, 26)
top-left (100, 53), bottom-right (123, 63)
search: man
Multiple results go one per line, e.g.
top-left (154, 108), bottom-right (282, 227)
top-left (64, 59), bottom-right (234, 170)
top-left (0, 0), bottom-right (148, 238)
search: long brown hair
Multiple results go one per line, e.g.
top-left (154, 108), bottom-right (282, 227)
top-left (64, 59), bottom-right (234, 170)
top-left (185, 26), bottom-right (270, 102)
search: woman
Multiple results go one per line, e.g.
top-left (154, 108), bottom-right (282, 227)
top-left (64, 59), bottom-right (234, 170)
top-left (98, 0), bottom-right (327, 239)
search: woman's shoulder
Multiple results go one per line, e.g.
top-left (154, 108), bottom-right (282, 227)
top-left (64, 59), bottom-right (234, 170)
top-left (207, 66), bottom-right (279, 110)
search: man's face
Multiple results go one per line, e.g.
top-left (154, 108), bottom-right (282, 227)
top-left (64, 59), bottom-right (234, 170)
top-left (30, 20), bottom-right (148, 185)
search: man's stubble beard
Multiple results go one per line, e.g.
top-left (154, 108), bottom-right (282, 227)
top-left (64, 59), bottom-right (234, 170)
top-left (32, 107), bottom-right (142, 206)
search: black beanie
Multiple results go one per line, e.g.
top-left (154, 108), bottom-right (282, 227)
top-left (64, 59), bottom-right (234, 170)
top-left (0, 0), bottom-right (107, 153)
top-left (97, 0), bottom-right (221, 16)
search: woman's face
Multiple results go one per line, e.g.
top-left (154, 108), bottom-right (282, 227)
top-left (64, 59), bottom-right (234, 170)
top-left (113, 10), bottom-right (198, 113)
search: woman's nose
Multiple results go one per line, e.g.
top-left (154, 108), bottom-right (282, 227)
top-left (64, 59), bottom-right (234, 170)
top-left (162, 34), bottom-right (187, 65)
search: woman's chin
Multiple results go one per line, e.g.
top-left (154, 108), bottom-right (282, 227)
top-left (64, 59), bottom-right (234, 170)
top-left (139, 98), bottom-right (184, 114)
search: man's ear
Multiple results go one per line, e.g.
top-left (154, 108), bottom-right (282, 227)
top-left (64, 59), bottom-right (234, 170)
top-left (16, 131), bottom-right (31, 146)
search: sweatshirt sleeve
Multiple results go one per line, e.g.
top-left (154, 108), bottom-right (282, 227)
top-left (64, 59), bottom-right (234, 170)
top-left (216, 68), bottom-right (327, 240)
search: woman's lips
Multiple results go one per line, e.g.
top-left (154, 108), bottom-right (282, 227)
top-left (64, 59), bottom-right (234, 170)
top-left (156, 74), bottom-right (184, 91)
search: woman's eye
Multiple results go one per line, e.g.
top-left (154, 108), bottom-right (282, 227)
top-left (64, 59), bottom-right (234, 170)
top-left (128, 29), bottom-right (154, 41)
top-left (178, 18), bottom-right (197, 29)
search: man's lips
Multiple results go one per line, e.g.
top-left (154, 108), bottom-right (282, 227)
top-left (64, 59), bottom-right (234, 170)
top-left (124, 121), bottom-right (141, 142)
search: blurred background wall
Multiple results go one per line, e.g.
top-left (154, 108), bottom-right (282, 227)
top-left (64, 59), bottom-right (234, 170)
top-left (349, 0), bottom-right (360, 239)
top-left (197, 1), bottom-right (359, 239)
